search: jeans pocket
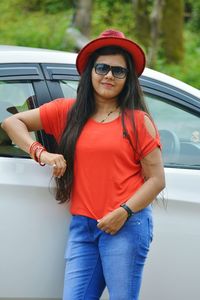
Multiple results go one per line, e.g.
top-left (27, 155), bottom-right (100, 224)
top-left (137, 216), bottom-right (153, 250)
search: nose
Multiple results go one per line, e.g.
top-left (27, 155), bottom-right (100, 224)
top-left (104, 69), bottom-right (114, 78)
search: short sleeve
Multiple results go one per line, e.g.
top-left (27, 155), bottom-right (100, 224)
top-left (134, 110), bottom-right (161, 159)
top-left (39, 98), bottom-right (75, 142)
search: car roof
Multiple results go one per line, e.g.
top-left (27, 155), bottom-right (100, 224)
top-left (0, 45), bottom-right (77, 64)
top-left (143, 68), bottom-right (200, 99)
top-left (0, 45), bottom-right (199, 99)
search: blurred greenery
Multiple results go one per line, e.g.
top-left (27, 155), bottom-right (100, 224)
top-left (92, 0), bottom-right (135, 38)
top-left (0, 0), bottom-right (199, 89)
top-left (0, 0), bottom-right (74, 50)
top-left (155, 29), bottom-right (200, 89)
top-left (187, 0), bottom-right (200, 31)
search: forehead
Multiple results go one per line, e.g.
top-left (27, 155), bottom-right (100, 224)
top-left (95, 54), bottom-right (127, 67)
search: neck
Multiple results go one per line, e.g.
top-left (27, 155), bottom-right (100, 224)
top-left (95, 98), bottom-right (118, 113)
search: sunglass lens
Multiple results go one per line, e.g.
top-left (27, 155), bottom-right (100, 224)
top-left (112, 67), bottom-right (127, 79)
top-left (94, 63), bottom-right (127, 79)
top-left (95, 64), bottom-right (109, 75)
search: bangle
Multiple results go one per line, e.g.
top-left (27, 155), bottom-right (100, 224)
top-left (29, 141), bottom-right (40, 160)
top-left (120, 203), bottom-right (135, 219)
top-left (37, 148), bottom-right (46, 166)
top-left (29, 141), bottom-right (46, 166)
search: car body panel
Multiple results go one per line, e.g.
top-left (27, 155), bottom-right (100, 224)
top-left (0, 157), bottom-right (70, 299)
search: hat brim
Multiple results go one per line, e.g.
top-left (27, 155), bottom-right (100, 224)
top-left (76, 36), bottom-right (146, 77)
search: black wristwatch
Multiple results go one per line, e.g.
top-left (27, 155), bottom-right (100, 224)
top-left (120, 203), bottom-right (135, 219)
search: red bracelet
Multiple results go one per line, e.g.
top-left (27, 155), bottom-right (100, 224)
top-left (29, 141), bottom-right (40, 160)
top-left (37, 148), bottom-right (46, 166)
top-left (29, 141), bottom-right (46, 166)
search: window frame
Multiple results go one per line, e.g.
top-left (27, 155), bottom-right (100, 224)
top-left (140, 77), bottom-right (200, 170)
top-left (0, 63), bottom-right (54, 157)
top-left (40, 63), bottom-right (79, 100)
top-left (140, 75), bottom-right (200, 113)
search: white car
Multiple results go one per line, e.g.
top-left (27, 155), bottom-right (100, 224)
top-left (0, 45), bottom-right (200, 300)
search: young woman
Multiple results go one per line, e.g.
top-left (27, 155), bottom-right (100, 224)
top-left (2, 29), bottom-right (165, 300)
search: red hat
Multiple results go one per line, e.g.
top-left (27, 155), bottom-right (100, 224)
top-left (76, 29), bottom-right (146, 77)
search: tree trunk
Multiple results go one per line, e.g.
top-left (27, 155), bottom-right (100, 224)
top-left (161, 0), bottom-right (184, 63)
top-left (147, 0), bottom-right (164, 68)
top-left (132, 0), bottom-right (151, 49)
top-left (73, 0), bottom-right (92, 37)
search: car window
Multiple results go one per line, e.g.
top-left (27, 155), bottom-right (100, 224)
top-left (146, 94), bottom-right (200, 169)
top-left (59, 80), bottom-right (77, 98)
top-left (55, 79), bottom-right (200, 170)
top-left (0, 81), bottom-right (37, 157)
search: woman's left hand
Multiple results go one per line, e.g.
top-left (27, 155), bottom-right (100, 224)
top-left (97, 207), bottom-right (128, 235)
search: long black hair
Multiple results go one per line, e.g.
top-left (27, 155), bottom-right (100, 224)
top-left (55, 46), bottom-right (149, 203)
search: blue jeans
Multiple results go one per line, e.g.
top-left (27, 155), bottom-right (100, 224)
top-left (63, 206), bottom-right (153, 300)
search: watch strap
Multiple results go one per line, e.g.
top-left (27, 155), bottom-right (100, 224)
top-left (120, 203), bottom-right (134, 219)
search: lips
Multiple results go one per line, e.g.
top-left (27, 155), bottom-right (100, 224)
top-left (101, 82), bottom-right (114, 88)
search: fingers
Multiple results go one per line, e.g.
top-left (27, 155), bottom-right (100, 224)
top-left (97, 221), bottom-right (116, 235)
top-left (40, 152), bottom-right (67, 178)
top-left (97, 209), bottom-right (127, 235)
top-left (104, 228), bottom-right (116, 235)
top-left (51, 157), bottom-right (67, 178)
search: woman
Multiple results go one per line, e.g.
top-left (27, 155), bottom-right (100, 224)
top-left (2, 29), bottom-right (165, 300)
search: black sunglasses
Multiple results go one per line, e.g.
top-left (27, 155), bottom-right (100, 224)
top-left (94, 63), bottom-right (128, 79)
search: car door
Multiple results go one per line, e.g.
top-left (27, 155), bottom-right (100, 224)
top-left (139, 76), bottom-right (200, 300)
top-left (0, 63), bottom-right (74, 300)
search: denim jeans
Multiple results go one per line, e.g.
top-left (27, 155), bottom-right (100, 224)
top-left (63, 206), bottom-right (153, 300)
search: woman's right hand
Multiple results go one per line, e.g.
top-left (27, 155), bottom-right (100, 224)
top-left (39, 151), bottom-right (67, 178)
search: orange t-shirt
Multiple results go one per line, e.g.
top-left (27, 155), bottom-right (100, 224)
top-left (40, 98), bottom-right (161, 220)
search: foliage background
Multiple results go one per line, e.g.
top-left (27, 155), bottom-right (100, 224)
top-left (0, 0), bottom-right (199, 89)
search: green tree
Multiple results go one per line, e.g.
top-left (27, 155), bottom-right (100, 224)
top-left (132, 0), bottom-right (152, 48)
top-left (147, 0), bottom-right (164, 67)
top-left (189, 0), bottom-right (200, 32)
top-left (161, 0), bottom-right (184, 63)
top-left (18, 0), bottom-right (70, 13)
top-left (73, 0), bottom-right (93, 37)
top-left (92, 0), bottom-right (134, 38)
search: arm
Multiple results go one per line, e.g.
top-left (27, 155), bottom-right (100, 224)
top-left (1, 109), bottom-right (43, 153)
top-left (97, 115), bottom-right (165, 234)
top-left (126, 147), bottom-right (165, 212)
top-left (1, 109), bottom-right (66, 177)
top-left (126, 115), bottom-right (165, 211)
